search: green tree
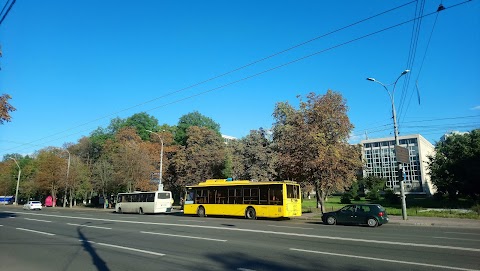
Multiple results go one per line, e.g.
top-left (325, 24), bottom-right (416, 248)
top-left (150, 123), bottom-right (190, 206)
top-left (124, 112), bottom-right (160, 141)
top-left (175, 111), bottom-right (221, 145)
top-left (362, 176), bottom-right (386, 200)
top-left (273, 91), bottom-right (362, 213)
top-left (428, 129), bottom-right (480, 200)
top-left (172, 126), bottom-right (226, 188)
top-left (228, 129), bottom-right (276, 181)
top-left (225, 138), bottom-right (246, 180)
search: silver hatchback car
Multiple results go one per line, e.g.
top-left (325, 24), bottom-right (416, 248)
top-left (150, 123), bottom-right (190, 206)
top-left (23, 201), bottom-right (42, 210)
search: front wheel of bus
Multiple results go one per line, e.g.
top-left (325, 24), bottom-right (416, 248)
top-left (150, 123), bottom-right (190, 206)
top-left (245, 207), bottom-right (256, 219)
top-left (138, 207), bottom-right (144, 215)
top-left (117, 208), bottom-right (122, 214)
top-left (197, 206), bottom-right (206, 217)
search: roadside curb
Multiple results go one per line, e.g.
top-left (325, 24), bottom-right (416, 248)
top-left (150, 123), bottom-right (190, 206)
top-left (296, 212), bottom-right (480, 228)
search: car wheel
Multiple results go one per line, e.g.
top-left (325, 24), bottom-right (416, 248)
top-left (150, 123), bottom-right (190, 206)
top-left (326, 216), bottom-right (337, 225)
top-left (197, 206), bottom-right (206, 217)
top-left (138, 207), bottom-right (144, 215)
top-left (117, 207), bottom-right (122, 214)
top-left (245, 207), bottom-right (256, 219)
top-left (367, 218), bottom-right (378, 227)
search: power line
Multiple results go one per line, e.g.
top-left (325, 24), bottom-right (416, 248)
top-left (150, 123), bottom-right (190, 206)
top-left (352, 114), bottom-right (479, 139)
top-left (0, 0), bottom-right (15, 25)
top-left (0, 1), bottom-right (417, 154)
top-left (397, 0), bottom-right (426, 117)
top-left (2, 0), bottom-right (474, 155)
top-left (399, 2), bottom-right (445, 124)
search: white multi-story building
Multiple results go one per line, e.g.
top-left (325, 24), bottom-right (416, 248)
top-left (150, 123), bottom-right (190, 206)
top-left (361, 134), bottom-right (436, 195)
top-left (221, 134), bottom-right (237, 144)
top-left (440, 131), bottom-right (468, 142)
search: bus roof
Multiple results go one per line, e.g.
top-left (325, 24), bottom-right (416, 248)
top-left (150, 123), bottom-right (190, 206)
top-left (117, 191), bottom-right (171, 194)
top-left (187, 179), bottom-right (298, 187)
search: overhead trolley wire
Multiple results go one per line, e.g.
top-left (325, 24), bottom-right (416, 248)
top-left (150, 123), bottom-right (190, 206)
top-left (3, 0), bottom-right (474, 155)
top-left (1, 1), bottom-right (416, 154)
top-left (399, 2), bottom-right (445, 124)
top-left (0, 0), bottom-right (15, 25)
top-left (397, 0), bottom-right (425, 119)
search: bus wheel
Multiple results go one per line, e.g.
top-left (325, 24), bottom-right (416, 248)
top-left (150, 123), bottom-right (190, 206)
top-left (138, 208), bottom-right (144, 215)
top-left (245, 207), bottom-right (256, 219)
top-left (197, 206), bottom-right (206, 217)
top-left (117, 208), bottom-right (122, 214)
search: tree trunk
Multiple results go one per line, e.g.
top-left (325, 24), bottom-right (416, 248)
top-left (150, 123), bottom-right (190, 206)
top-left (69, 188), bottom-right (74, 208)
top-left (63, 189), bottom-right (67, 208)
top-left (51, 185), bottom-right (57, 207)
top-left (315, 189), bottom-right (326, 214)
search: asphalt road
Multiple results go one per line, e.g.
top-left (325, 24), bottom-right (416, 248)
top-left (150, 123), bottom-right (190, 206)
top-left (0, 206), bottom-right (479, 271)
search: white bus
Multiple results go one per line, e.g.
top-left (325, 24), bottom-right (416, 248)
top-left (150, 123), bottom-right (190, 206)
top-left (115, 191), bottom-right (174, 214)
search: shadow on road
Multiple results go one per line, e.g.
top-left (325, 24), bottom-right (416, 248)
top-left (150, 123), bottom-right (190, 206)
top-left (0, 211), bottom-right (16, 219)
top-left (204, 251), bottom-right (371, 271)
top-left (77, 226), bottom-right (110, 271)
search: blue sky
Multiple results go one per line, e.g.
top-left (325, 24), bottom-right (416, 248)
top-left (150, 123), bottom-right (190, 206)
top-left (1, 0), bottom-right (479, 158)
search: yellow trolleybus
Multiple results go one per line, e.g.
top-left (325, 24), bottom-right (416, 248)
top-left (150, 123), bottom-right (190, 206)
top-left (184, 179), bottom-right (301, 219)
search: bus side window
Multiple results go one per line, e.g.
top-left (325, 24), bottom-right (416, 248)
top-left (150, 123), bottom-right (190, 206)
top-left (187, 191), bottom-right (194, 202)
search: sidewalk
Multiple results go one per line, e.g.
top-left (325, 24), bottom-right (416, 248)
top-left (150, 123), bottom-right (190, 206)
top-left (296, 211), bottom-right (480, 229)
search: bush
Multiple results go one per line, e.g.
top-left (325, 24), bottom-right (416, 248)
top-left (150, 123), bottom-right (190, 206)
top-left (340, 193), bottom-right (352, 204)
top-left (472, 204), bottom-right (480, 215)
top-left (433, 191), bottom-right (446, 201)
top-left (366, 190), bottom-right (380, 201)
top-left (383, 189), bottom-right (400, 205)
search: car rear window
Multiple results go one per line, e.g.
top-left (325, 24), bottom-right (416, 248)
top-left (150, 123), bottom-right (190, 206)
top-left (31, 201), bottom-right (41, 204)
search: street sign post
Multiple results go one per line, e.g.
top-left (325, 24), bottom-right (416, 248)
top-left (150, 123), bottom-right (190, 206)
top-left (394, 145), bottom-right (409, 164)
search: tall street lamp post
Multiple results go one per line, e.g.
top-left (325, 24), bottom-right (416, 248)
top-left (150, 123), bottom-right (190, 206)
top-left (64, 149), bottom-right (71, 208)
top-left (10, 157), bottom-right (21, 205)
top-left (146, 130), bottom-right (164, 191)
top-left (367, 69), bottom-right (410, 220)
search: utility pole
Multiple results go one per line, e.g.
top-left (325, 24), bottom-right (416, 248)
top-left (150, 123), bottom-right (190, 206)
top-left (146, 130), bottom-right (165, 191)
top-left (367, 69), bottom-right (410, 220)
top-left (10, 157), bottom-right (21, 205)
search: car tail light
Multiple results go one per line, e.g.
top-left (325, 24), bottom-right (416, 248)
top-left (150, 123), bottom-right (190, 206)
top-left (378, 212), bottom-right (384, 217)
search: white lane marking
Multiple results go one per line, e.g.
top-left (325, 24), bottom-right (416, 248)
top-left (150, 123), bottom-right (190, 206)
top-left (290, 248), bottom-right (479, 271)
top-left (141, 231), bottom-right (227, 242)
top-left (180, 219), bottom-right (205, 223)
top-left (268, 225), bottom-right (313, 230)
top-left (0, 225), bottom-right (3, 226)
top-left (445, 232), bottom-right (480, 236)
top-left (79, 240), bottom-right (165, 256)
top-left (67, 223), bottom-right (112, 230)
top-left (8, 211), bottom-right (480, 253)
top-left (24, 218), bottom-right (51, 223)
top-left (16, 228), bottom-right (55, 236)
top-left (238, 268), bottom-right (257, 271)
top-left (435, 237), bottom-right (479, 242)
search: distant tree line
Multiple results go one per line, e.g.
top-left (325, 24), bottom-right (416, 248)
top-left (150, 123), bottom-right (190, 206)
top-left (2, 90), bottom-right (478, 212)
top-left (0, 91), bottom-right (361, 212)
